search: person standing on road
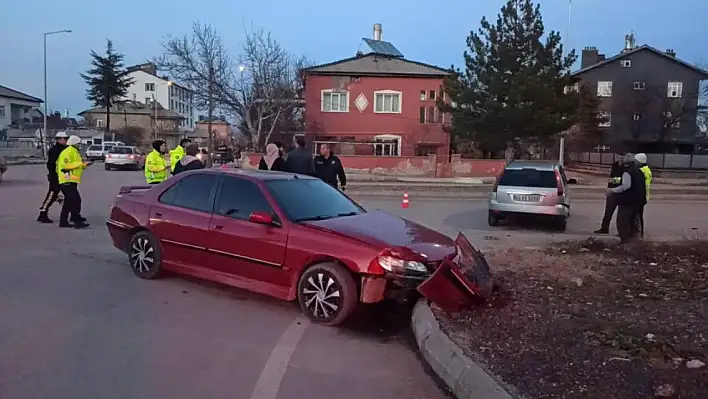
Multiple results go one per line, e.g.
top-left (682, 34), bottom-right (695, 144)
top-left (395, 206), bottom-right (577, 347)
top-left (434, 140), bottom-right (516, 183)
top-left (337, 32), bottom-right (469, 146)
top-left (314, 144), bottom-right (347, 190)
top-left (606, 153), bottom-right (646, 243)
top-left (37, 132), bottom-right (68, 223)
top-left (285, 136), bottom-right (315, 175)
top-left (56, 135), bottom-right (90, 229)
top-left (259, 143), bottom-right (287, 171)
top-left (594, 159), bottom-right (624, 234)
top-left (173, 144), bottom-right (206, 175)
top-left (635, 153), bottom-right (652, 238)
top-left (170, 138), bottom-right (191, 173)
top-left (145, 140), bottom-right (170, 185)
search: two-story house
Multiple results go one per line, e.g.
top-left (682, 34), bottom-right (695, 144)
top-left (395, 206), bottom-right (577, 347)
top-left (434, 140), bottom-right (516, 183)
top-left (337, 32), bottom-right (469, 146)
top-left (572, 33), bottom-right (708, 153)
top-left (303, 24), bottom-right (452, 157)
top-left (124, 63), bottom-right (195, 131)
top-left (0, 85), bottom-right (43, 130)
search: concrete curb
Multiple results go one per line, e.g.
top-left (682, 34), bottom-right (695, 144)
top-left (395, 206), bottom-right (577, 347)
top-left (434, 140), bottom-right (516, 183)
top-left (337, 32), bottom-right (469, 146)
top-left (411, 300), bottom-right (517, 399)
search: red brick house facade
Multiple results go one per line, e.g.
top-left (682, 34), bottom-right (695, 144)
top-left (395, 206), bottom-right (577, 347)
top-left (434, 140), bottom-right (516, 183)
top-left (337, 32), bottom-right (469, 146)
top-left (303, 27), bottom-right (452, 158)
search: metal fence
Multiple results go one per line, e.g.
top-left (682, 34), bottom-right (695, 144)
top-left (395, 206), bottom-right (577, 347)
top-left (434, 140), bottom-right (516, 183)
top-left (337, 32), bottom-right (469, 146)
top-left (569, 152), bottom-right (708, 169)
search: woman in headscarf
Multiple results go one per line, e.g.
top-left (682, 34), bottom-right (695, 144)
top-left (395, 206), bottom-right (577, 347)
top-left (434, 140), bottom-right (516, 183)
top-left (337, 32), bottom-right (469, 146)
top-left (259, 143), bottom-right (286, 171)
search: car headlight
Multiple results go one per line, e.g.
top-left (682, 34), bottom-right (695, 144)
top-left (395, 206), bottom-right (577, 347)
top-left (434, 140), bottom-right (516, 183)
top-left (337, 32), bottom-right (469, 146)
top-left (377, 256), bottom-right (428, 273)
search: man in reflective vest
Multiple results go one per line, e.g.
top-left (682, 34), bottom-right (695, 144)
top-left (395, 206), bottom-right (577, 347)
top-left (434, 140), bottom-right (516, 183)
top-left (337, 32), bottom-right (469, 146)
top-left (634, 153), bottom-right (652, 237)
top-left (37, 131), bottom-right (68, 223)
top-left (146, 140), bottom-right (170, 184)
top-left (170, 138), bottom-right (191, 173)
top-left (56, 135), bottom-right (90, 228)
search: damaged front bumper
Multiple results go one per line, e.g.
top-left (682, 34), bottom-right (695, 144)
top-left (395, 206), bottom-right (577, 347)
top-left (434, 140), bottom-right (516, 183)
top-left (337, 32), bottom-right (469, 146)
top-left (360, 232), bottom-right (494, 312)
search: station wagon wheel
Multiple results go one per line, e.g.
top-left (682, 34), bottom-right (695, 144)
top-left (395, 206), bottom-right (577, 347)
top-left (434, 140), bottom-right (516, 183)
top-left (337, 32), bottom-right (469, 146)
top-left (488, 210), bottom-right (500, 227)
top-left (297, 262), bottom-right (357, 326)
top-left (128, 231), bottom-right (163, 279)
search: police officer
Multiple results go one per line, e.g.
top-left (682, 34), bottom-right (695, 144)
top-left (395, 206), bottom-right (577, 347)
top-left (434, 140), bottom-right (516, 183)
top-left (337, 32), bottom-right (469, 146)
top-left (37, 132), bottom-right (68, 223)
top-left (170, 138), bottom-right (191, 173)
top-left (56, 135), bottom-right (90, 228)
top-left (146, 140), bottom-right (170, 184)
top-left (314, 144), bottom-right (347, 190)
top-left (606, 153), bottom-right (646, 243)
top-left (634, 153), bottom-right (652, 237)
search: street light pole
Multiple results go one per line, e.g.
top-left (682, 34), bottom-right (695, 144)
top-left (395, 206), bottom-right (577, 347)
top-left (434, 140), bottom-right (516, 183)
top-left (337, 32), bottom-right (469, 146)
top-left (42, 29), bottom-right (71, 160)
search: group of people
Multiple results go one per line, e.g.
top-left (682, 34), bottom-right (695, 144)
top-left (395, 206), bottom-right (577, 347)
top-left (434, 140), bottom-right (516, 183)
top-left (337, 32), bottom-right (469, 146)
top-left (258, 137), bottom-right (347, 189)
top-left (594, 152), bottom-right (653, 243)
top-left (144, 138), bottom-right (204, 185)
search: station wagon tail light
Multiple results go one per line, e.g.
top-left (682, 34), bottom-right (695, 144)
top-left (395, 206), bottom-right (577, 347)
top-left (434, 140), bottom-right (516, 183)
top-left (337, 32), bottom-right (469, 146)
top-left (555, 169), bottom-right (564, 196)
top-left (106, 154), bottom-right (112, 158)
top-left (128, 154), bottom-right (135, 159)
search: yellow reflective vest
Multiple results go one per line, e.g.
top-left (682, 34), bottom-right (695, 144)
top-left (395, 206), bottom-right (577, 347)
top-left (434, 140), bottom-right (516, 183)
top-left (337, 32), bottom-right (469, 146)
top-left (145, 150), bottom-right (169, 184)
top-left (170, 145), bottom-right (185, 172)
top-left (640, 165), bottom-right (652, 201)
top-left (56, 145), bottom-right (86, 184)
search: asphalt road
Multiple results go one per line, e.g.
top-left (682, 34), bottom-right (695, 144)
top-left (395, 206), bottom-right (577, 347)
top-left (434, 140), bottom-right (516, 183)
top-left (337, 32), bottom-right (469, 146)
top-left (1, 164), bottom-right (706, 399)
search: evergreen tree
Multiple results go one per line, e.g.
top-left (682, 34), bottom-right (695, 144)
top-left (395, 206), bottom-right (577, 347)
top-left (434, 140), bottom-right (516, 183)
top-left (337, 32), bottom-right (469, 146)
top-left (80, 40), bottom-right (134, 132)
top-left (441, 0), bottom-right (598, 156)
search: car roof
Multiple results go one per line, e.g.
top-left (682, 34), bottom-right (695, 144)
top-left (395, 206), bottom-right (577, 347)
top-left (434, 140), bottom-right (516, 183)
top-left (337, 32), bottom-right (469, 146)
top-left (504, 160), bottom-right (559, 171)
top-left (198, 168), bottom-right (319, 181)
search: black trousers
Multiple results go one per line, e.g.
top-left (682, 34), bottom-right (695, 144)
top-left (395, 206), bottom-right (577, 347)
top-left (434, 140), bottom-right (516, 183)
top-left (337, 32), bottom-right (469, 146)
top-left (636, 204), bottom-right (645, 238)
top-left (39, 175), bottom-right (61, 213)
top-left (600, 194), bottom-right (618, 231)
top-left (617, 205), bottom-right (642, 243)
top-left (59, 183), bottom-right (82, 223)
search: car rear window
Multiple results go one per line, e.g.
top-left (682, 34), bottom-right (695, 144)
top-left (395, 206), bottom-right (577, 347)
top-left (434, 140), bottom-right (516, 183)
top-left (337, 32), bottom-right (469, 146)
top-left (110, 147), bottom-right (133, 154)
top-left (498, 169), bottom-right (557, 188)
top-left (87, 145), bottom-right (101, 151)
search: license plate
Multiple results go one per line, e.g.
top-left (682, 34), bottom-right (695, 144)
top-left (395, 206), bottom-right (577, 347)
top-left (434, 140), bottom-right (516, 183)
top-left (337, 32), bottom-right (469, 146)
top-left (513, 194), bottom-right (541, 202)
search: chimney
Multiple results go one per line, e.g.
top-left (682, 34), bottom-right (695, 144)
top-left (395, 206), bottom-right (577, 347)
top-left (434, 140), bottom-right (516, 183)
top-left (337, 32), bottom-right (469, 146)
top-left (581, 46), bottom-right (604, 68)
top-left (373, 23), bottom-right (382, 41)
top-left (666, 49), bottom-right (676, 57)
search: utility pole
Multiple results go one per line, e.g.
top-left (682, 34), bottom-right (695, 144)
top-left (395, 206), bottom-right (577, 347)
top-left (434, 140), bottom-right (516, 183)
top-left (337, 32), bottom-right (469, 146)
top-left (206, 66), bottom-right (215, 167)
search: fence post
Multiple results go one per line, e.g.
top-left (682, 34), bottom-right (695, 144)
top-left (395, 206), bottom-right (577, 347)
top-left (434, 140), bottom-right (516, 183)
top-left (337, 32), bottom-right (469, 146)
top-left (690, 153), bottom-right (694, 169)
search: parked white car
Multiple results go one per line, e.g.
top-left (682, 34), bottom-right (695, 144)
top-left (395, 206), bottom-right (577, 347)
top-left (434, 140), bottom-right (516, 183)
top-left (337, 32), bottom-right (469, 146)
top-left (85, 144), bottom-right (115, 161)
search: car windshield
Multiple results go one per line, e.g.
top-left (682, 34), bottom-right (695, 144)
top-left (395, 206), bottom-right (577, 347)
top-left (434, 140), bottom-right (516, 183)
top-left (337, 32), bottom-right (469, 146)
top-left (110, 147), bottom-right (133, 154)
top-left (266, 179), bottom-right (365, 222)
top-left (87, 145), bottom-right (101, 151)
top-left (498, 168), bottom-right (557, 188)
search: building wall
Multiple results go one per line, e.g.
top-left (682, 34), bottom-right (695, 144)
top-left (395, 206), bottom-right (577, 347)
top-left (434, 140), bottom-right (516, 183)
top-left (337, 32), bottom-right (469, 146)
top-left (304, 74), bottom-right (450, 157)
top-left (575, 49), bottom-right (705, 146)
top-left (82, 112), bottom-right (180, 132)
top-left (0, 97), bottom-right (41, 129)
top-left (191, 121), bottom-right (232, 144)
top-left (124, 70), bottom-right (195, 130)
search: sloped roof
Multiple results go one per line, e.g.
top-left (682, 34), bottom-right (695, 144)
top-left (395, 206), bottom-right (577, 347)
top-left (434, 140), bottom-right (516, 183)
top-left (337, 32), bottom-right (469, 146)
top-left (78, 101), bottom-right (184, 119)
top-left (572, 45), bottom-right (708, 78)
top-left (304, 53), bottom-right (451, 77)
top-left (0, 85), bottom-right (43, 103)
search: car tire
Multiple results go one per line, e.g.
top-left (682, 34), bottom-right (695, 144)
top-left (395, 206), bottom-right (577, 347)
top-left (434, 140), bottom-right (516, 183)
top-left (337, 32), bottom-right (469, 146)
top-left (554, 216), bottom-right (567, 232)
top-left (128, 231), bottom-right (163, 279)
top-left (297, 262), bottom-right (357, 326)
top-left (488, 211), bottom-right (500, 226)
top-left (104, 164), bottom-right (111, 171)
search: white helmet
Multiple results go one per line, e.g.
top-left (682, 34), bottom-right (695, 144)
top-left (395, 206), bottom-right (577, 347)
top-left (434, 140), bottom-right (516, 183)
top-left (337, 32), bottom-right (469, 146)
top-left (55, 131), bottom-right (68, 138)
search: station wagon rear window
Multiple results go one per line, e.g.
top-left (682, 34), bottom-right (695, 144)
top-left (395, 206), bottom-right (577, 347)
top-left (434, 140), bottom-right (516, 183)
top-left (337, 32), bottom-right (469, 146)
top-left (498, 169), bottom-right (557, 188)
top-left (110, 147), bottom-right (133, 154)
top-left (87, 145), bottom-right (102, 151)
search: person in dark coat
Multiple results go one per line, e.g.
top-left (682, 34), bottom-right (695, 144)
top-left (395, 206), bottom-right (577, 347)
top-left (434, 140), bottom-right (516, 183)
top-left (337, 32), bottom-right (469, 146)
top-left (594, 159), bottom-right (624, 234)
top-left (314, 144), bottom-right (347, 190)
top-left (37, 132), bottom-right (68, 223)
top-left (259, 143), bottom-right (286, 171)
top-left (173, 144), bottom-right (205, 175)
top-left (285, 136), bottom-right (314, 175)
top-left (607, 153), bottom-right (646, 243)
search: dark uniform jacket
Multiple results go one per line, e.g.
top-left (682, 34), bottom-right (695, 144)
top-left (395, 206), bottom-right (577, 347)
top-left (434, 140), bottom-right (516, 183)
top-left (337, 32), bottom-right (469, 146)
top-left (314, 154), bottom-right (347, 188)
top-left (46, 143), bottom-right (66, 185)
top-left (285, 148), bottom-right (314, 175)
top-left (615, 164), bottom-right (647, 207)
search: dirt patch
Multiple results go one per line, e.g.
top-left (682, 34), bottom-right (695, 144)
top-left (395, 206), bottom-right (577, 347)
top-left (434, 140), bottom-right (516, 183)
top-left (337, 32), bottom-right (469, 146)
top-left (436, 238), bottom-right (708, 398)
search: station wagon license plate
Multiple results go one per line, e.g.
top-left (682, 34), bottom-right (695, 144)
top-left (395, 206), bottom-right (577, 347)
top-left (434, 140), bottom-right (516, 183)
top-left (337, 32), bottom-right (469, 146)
top-left (513, 194), bottom-right (541, 202)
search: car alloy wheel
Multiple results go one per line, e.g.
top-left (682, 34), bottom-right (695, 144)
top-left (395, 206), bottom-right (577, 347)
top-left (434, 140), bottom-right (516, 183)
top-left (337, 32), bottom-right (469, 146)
top-left (128, 231), bottom-right (163, 279)
top-left (297, 262), bottom-right (357, 326)
top-left (302, 272), bottom-right (342, 321)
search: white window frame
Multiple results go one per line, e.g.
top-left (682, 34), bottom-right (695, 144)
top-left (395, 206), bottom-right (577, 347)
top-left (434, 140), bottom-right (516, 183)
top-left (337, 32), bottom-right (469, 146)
top-left (373, 90), bottom-right (402, 114)
top-left (145, 82), bottom-right (155, 92)
top-left (321, 89), bottom-right (349, 113)
top-left (620, 60), bottom-right (632, 68)
top-left (372, 134), bottom-right (402, 157)
top-left (564, 83), bottom-right (579, 94)
top-left (633, 81), bottom-right (646, 91)
top-left (0, 105), bottom-right (5, 118)
top-left (597, 81), bottom-right (613, 97)
top-left (96, 119), bottom-right (104, 128)
top-left (667, 82), bottom-right (683, 98)
top-left (598, 111), bottom-right (611, 127)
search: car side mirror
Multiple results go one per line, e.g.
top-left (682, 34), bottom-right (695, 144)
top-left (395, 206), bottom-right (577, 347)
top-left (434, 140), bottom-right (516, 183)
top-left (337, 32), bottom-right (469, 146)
top-left (249, 211), bottom-right (274, 225)
top-left (567, 178), bottom-right (578, 185)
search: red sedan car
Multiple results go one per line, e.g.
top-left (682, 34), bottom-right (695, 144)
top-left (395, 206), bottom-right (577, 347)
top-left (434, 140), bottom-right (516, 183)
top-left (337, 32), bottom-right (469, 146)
top-left (107, 169), bottom-right (465, 326)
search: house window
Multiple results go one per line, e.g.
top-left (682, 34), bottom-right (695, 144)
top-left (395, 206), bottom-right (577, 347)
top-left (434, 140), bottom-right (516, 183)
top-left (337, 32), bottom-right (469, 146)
top-left (420, 90), bottom-right (426, 101)
top-left (667, 82), bottom-right (683, 98)
top-left (620, 60), bottom-right (632, 68)
top-left (373, 134), bottom-right (401, 156)
top-left (564, 83), bottom-right (579, 93)
top-left (96, 119), bottom-right (104, 128)
top-left (419, 107), bottom-right (426, 123)
top-left (321, 90), bottom-right (349, 112)
top-left (145, 97), bottom-right (151, 105)
top-left (428, 90), bottom-right (436, 101)
top-left (633, 81), bottom-right (646, 91)
top-left (597, 81), bottom-right (613, 97)
top-left (374, 90), bottom-right (402, 113)
top-left (0, 105), bottom-right (5, 118)
top-left (598, 111), bottom-right (611, 127)
top-left (145, 83), bottom-right (155, 92)
top-left (633, 112), bottom-right (642, 121)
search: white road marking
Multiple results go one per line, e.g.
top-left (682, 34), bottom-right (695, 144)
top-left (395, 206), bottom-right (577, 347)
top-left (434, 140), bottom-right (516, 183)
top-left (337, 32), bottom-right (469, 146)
top-left (249, 315), bottom-right (310, 399)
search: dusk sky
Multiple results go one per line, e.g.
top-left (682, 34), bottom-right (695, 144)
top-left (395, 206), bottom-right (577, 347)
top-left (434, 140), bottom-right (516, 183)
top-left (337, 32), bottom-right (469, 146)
top-left (1, 0), bottom-right (705, 117)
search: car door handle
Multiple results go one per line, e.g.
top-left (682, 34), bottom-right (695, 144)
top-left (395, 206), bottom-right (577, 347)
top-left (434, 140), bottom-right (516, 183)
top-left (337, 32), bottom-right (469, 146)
top-left (154, 212), bottom-right (163, 218)
top-left (214, 225), bottom-right (223, 230)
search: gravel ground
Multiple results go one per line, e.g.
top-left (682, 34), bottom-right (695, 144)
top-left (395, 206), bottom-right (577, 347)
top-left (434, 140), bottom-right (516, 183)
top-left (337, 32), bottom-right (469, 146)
top-left (435, 238), bottom-right (708, 399)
